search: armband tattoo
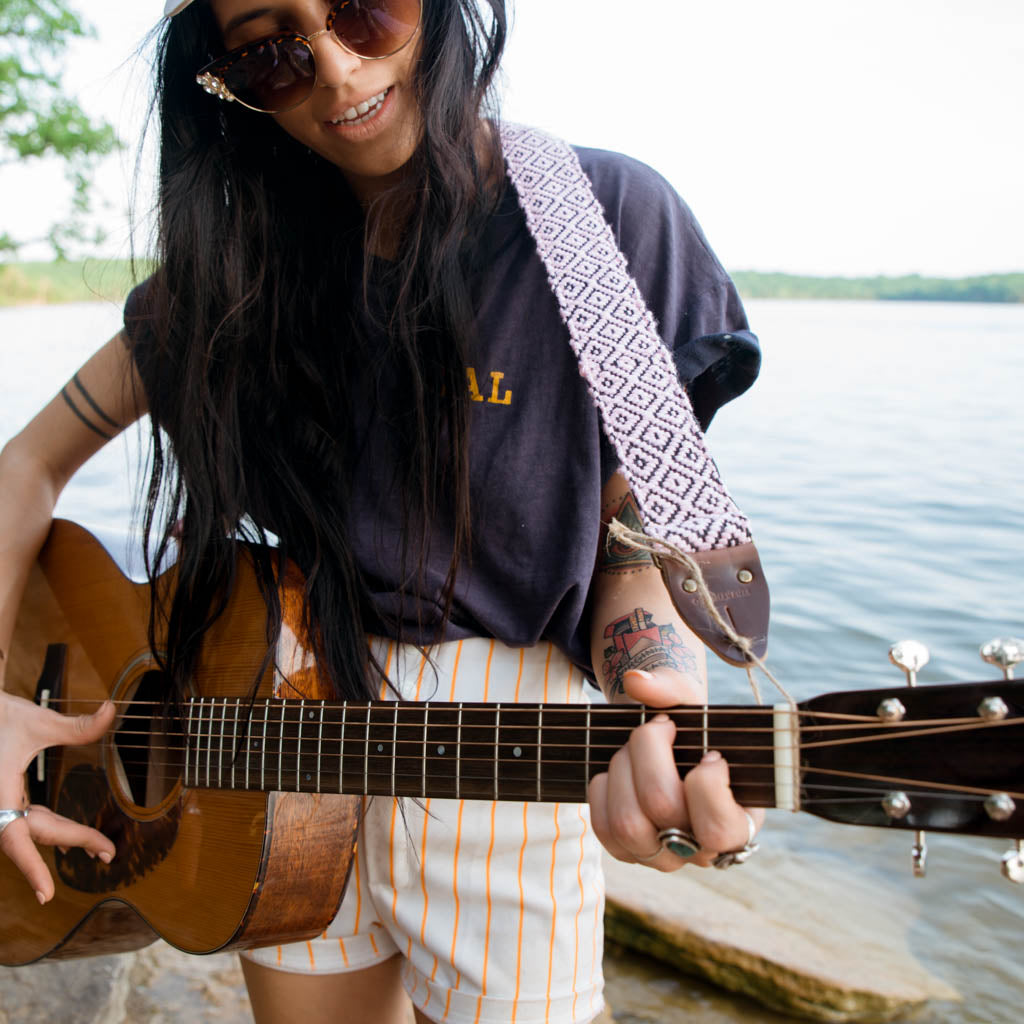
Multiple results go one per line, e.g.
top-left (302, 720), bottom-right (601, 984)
top-left (60, 373), bottom-right (121, 441)
top-left (601, 607), bottom-right (699, 697)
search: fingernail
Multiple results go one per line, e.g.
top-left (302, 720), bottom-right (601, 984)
top-left (653, 713), bottom-right (670, 724)
top-left (702, 750), bottom-right (723, 764)
top-left (98, 851), bottom-right (112, 864)
top-left (35, 891), bottom-right (47, 905)
top-left (58, 846), bottom-right (69, 855)
top-left (627, 670), bottom-right (654, 681)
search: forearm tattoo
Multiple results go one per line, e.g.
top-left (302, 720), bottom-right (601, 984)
top-left (602, 607), bottom-right (699, 697)
top-left (599, 490), bottom-right (654, 575)
top-left (60, 373), bottom-right (121, 441)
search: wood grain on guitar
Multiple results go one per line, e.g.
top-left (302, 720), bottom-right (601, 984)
top-left (2, 520), bottom-right (1021, 965)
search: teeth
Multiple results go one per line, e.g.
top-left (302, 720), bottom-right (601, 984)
top-left (330, 89), bottom-right (389, 126)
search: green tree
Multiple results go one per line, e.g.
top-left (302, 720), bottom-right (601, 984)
top-left (0, 0), bottom-right (120, 257)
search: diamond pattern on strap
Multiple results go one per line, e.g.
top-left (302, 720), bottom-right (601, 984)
top-left (500, 123), bottom-right (751, 551)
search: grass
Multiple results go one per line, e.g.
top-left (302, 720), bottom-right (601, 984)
top-left (0, 259), bottom-right (150, 307)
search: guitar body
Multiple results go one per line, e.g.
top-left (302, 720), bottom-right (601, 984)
top-left (1, 520), bottom-right (359, 966)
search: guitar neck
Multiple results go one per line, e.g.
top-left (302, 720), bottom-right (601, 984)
top-left (182, 699), bottom-right (782, 807)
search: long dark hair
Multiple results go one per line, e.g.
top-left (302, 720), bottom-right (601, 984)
top-left (135, 0), bottom-right (508, 708)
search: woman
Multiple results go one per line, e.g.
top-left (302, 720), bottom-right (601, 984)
top-left (0, 1), bottom-right (764, 1021)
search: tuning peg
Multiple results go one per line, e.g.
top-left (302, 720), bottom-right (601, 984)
top-left (888, 640), bottom-right (929, 687)
top-left (912, 835), bottom-right (928, 878)
top-left (1001, 841), bottom-right (1024, 884)
top-left (980, 638), bottom-right (1024, 680)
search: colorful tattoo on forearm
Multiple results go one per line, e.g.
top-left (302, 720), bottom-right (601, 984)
top-left (599, 490), bottom-right (654, 575)
top-left (602, 607), bottom-right (699, 696)
top-left (60, 373), bottom-right (121, 441)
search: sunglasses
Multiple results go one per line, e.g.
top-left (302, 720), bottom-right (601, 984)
top-left (196, 0), bottom-right (422, 114)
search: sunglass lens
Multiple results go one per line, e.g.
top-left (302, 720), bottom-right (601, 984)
top-left (223, 39), bottom-right (316, 112)
top-left (332, 0), bottom-right (420, 59)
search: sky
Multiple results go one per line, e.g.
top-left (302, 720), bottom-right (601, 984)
top-left (2, 0), bottom-right (1022, 276)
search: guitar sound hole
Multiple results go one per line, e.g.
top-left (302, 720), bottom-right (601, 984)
top-left (112, 670), bottom-right (184, 809)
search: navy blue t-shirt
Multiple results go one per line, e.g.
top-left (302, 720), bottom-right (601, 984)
top-left (124, 144), bottom-right (760, 674)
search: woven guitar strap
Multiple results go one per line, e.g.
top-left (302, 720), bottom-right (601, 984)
top-left (500, 123), bottom-right (769, 665)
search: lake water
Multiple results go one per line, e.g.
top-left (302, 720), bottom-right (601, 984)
top-left (2, 298), bottom-right (1023, 1022)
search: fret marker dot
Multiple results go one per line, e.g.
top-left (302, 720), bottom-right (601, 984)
top-left (308, 711), bottom-right (314, 719)
top-left (514, 746), bottom-right (522, 758)
top-left (438, 745), bottom-right (445, 755)
top-left (305, 773), bottom-right (312, 781)
top-left (377, 744), bottom-right (384, 753)
top-left (252, 741), bottom-right (259, 749)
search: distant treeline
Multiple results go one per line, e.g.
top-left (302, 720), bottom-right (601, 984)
top-left (2, 260), bottom-right (1023, 307)
top-left (732, 271), bottom-right (1024, 304)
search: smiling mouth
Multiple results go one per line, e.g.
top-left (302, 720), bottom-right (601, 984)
top-left (328, 88), bottom-right (391, 127)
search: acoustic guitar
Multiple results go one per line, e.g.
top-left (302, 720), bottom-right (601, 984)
top-left (2, 520), bottom-right (1021, 966)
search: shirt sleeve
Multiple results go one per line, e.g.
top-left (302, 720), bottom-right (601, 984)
top-left (574, 147), bottom-right (761, 480)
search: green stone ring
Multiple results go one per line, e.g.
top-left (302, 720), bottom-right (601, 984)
top-left (657, 827), bottom-right (701, 860)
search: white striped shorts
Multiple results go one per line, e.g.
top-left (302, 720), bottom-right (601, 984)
top-left (244, 637), bottom-right (607, 1024)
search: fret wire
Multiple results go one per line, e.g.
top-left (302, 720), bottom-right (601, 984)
top-left (493, 703), bottom-right (501, 801)
top-left (340, 701), bottom-right (347, 795)
top-left (317, 699), bottom-right (324, 795)
top-left (363, 703), bottom-right (370, 797)
top-left (421, 704), bottom-right (428, 800)
top-left (296, 698), bottom-right (304, 793)
top-left (245, 699), bottom-right (252, 790)
top-left (231, 697), bottom-right (239, 790)
top-left (585, 705), bottom-right (591, 786)
top-left (536, 706), bottom-right (542, 803)
top-left (278, 700), bottom-right (286, 791)
top-left (456, 703), bottom-right (463, 801)
top-left (217, 698), bottom-right (225, 790)
top-left (185, 698), bottom-right (194, 788)
top-left (207, 698), bottom-right (215, 789)
top-left (391, 703), bottom-right (398, 797)
top-left (261, 699), bottom-right (269, 791)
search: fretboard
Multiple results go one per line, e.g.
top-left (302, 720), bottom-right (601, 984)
top-left (182, 699), bottom-right (779, 807)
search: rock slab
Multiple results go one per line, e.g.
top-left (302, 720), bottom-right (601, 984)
top-left (603, 849), bottom-right (959, 1023)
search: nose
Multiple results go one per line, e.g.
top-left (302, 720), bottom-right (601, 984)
top-left (308, 27), bottom-right (362, 88)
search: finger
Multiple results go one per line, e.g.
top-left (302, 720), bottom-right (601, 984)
top-left (684, 751), bottom-right (765, 856)
top-left (621, 668), bottom-right (705, 708)
top-left (0, 819), bottom-right (53, 904)
top-left (603, 746), bottom-right (693, 870)
top-left (588, 771), bottom-right (637, 863)
top-left (28, 700), bottom-right (116, 751)
top-left (27, 806), bottom-right (115, 862)
top-left (626, 714), bottom-right (686, 828)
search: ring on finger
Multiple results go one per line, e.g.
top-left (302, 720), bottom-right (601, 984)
top-left (634, 844), bottom-right (664, 864)
top-left (656, 827), bottom-right (702, 860)
top-left (0, 809), bottom-right (29, 837)
top-left (712, 811), bottom-right (761, 870)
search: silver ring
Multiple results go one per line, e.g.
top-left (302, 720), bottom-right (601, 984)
top-left (656, 827), bottom-right (702, 860)
top-left (634, 844), bottom-right (664, 863)
top-left (712, 811), bottom-right (760, 870)
top-left (0, 809), bottom-right (29, 837)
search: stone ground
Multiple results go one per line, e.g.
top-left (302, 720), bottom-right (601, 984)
top-left (0, 944), bottom-right (617, 1023)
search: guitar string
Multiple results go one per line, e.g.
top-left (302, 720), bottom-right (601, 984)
top-left (48, 696), bottom-right (1016, 727)
top-left (101, 739), bottom-right (1024, 801)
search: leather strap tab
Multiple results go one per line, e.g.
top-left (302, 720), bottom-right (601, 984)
top-left (659, 542), bottom-right (770, 667)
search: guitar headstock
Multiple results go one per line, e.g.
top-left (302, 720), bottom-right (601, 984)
top-left (797, 637), bottom-right (1024, 883)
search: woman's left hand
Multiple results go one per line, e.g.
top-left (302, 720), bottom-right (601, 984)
top-left (588, 665), bottom-right (764, 871)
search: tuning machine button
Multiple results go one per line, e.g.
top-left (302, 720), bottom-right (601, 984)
top-left (985, 793), bottom-right (1016, 822)
top-left (980, 637), bottom-right (1024, 680)
top-left (888, 641), bottom-right (930, 684)
top-left (888, 642), bottom-right (930, 876)
top-left (978, 697), bottom-right (1010, 722)
top-left (877, 698), bottom-right (907, 722)
top-left (1001, 841), bottom-right (1024, 884)
top-left (882, 791), bottom-right (912, 819)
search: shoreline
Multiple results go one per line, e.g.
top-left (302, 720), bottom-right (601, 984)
top-left (2, 261), bottom-right (1022, 307)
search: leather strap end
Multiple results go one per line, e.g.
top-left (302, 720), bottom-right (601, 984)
top-left (659, 542), bottom-right (770, 667)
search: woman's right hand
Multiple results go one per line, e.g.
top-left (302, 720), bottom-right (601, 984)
top-left (0, 690), bottom-right (117, 903)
